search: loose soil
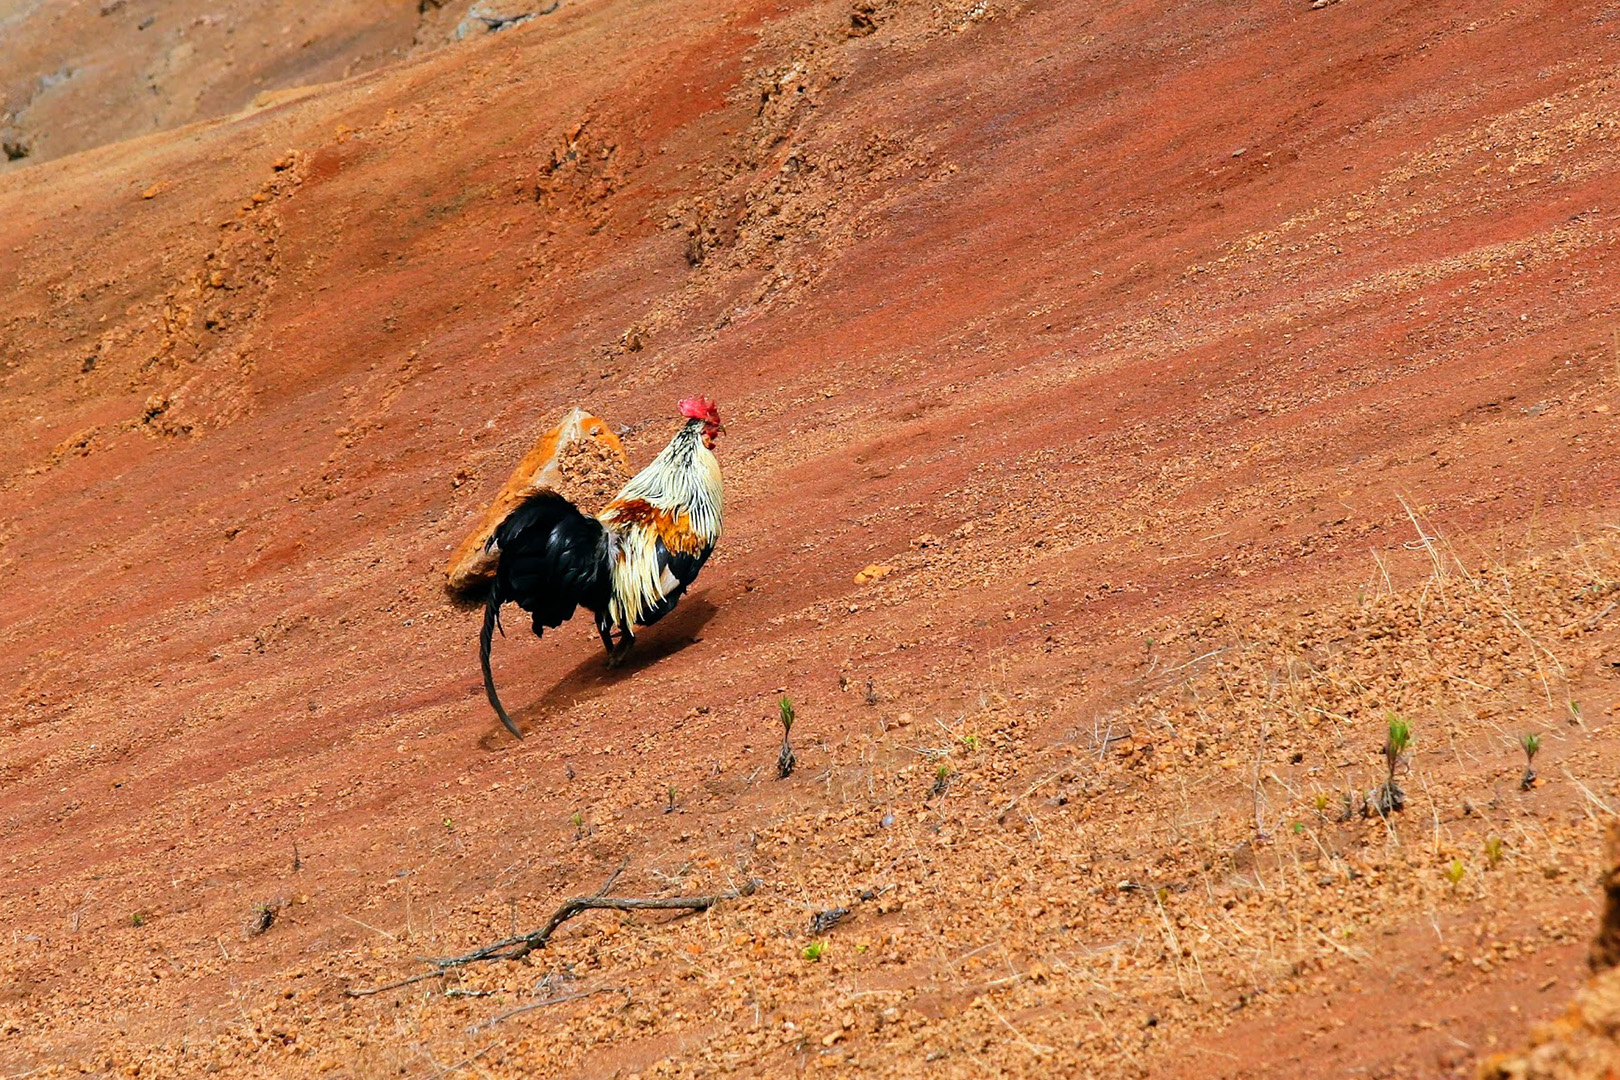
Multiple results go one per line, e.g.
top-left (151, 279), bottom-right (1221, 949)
top-left (3, 0), bottom-right (1620, 1077)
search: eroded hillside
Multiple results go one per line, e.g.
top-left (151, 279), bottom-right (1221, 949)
top-left (3, 0), bottom-right (1620, 1076)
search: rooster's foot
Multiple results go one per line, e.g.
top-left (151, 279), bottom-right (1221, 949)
top-left (605, 634), bottom-right (635, 668)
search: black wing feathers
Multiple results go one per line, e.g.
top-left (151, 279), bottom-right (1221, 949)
top-left (491, 492), bottom-right (611, 632)
top-left (480, 492), bottom-right (611, 739)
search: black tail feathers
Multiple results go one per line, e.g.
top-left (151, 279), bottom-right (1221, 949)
top-left (481, 584), bottom-right (523, 739)
top-left (475, 491), bottom-right (612, 741)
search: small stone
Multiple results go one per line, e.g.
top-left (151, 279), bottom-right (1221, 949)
top-left (809, 908), bottom-right (851, 935)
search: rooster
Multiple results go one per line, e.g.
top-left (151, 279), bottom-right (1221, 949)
top-left (480, 396), bottom-right (724, 738)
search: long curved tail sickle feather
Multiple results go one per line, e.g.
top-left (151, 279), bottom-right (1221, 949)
top-left (481, 587), bottom-right (522, 739)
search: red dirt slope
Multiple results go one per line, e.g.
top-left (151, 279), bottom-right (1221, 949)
top-left (3, 0), bottom-right (1620, 1076)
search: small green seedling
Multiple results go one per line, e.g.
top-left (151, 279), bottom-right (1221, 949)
top-left (665, 784), bottom-right (678, 814)
top-left (1485, 836), bottom-right (1505, 868)
top-left (1292, 821), bottom-right (1305, 835)
top-left (1445, 859), bottom-right (1466, 887)
top-left (131, 911), bottom-right (148, 928)
top-left (1313, 792), bottom-right (1330, 815)
top-left (777, 697), bottom-right (797, 780)
top-left (931, 764), bottom-right (952, 798)
top-left (1384, 715), bottom-right (1412, 775)
top-left (961, 733), bottom-right (980, 751)
top-left (802, 941), bottom-right (826, 962)
top-left (1520, 733), bottom-right (1541, 791)
top-left (1368, 715), bottom-right (1411, 817)
top-left (570, 811), bottom-right (586, 840)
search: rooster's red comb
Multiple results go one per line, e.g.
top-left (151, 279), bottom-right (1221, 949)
top-left (679, 395), bottom-right (721, 424)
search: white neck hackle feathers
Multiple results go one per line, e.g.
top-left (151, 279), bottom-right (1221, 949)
top-left (598, 419), bottom-right (723, 627)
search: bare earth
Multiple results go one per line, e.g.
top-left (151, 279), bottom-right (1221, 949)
top-left (3, 0), bottom-right (1620, 1076)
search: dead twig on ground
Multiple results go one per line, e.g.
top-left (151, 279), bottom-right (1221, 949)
top-left (344, 970), bottom-right (448, 998)
top-left (1563, 767), bottom-right (1616, 819)
top-left (996, 767), bottom-right (1066, 823)
top-left (429, 865), bottom-right (757, 969)
top-left (470, 986), bottom-right (631, 1032)
top-left (1586, 599), bottom-right (1618, 630)
top-left (1159, 647), bottom-right (1228, 676)
top-left (338, 911), bottom-right (398, 941)
top-left (424, 1044), bottom-right (496, 1080)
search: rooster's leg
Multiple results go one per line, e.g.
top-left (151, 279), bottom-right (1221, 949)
top-left (605, 626), bottom-right (636, 668)
top-left (595, 611), bottom-right (615, 656)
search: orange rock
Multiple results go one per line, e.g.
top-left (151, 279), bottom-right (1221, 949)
top-left (444, 408), bottom-right (630, 596)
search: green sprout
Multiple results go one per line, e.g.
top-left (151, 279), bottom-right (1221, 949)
top-left (1369, 715), bottom-right (1411, 817)
top-left (961, 733), bottom-right (980, 751)
top-left (1384, 715), bottom-right (1412, 777)
top-left (665, 784), bottom-right (677, 814)
top-left (1520, 733), bottom-right (1541, 791)
top-left (776, 697), bottom-right (797, 780)
top-left (1313, 792), bottom-right (1330, 814)
top-left (131, 911), bottom-right (148, 928)
top-left (1292, 821), bottom-right (1305, 835)
top-left (570, 811), bottom-right (586, 840)
top-left (1445, 859), bottom-right (1465, 887)
top-left (802, 941), bottom-right (826, 962)
top-left (931, 763), bottom-right (952, 798)
top-left (1485, 836), bottom-right (1505, 868)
